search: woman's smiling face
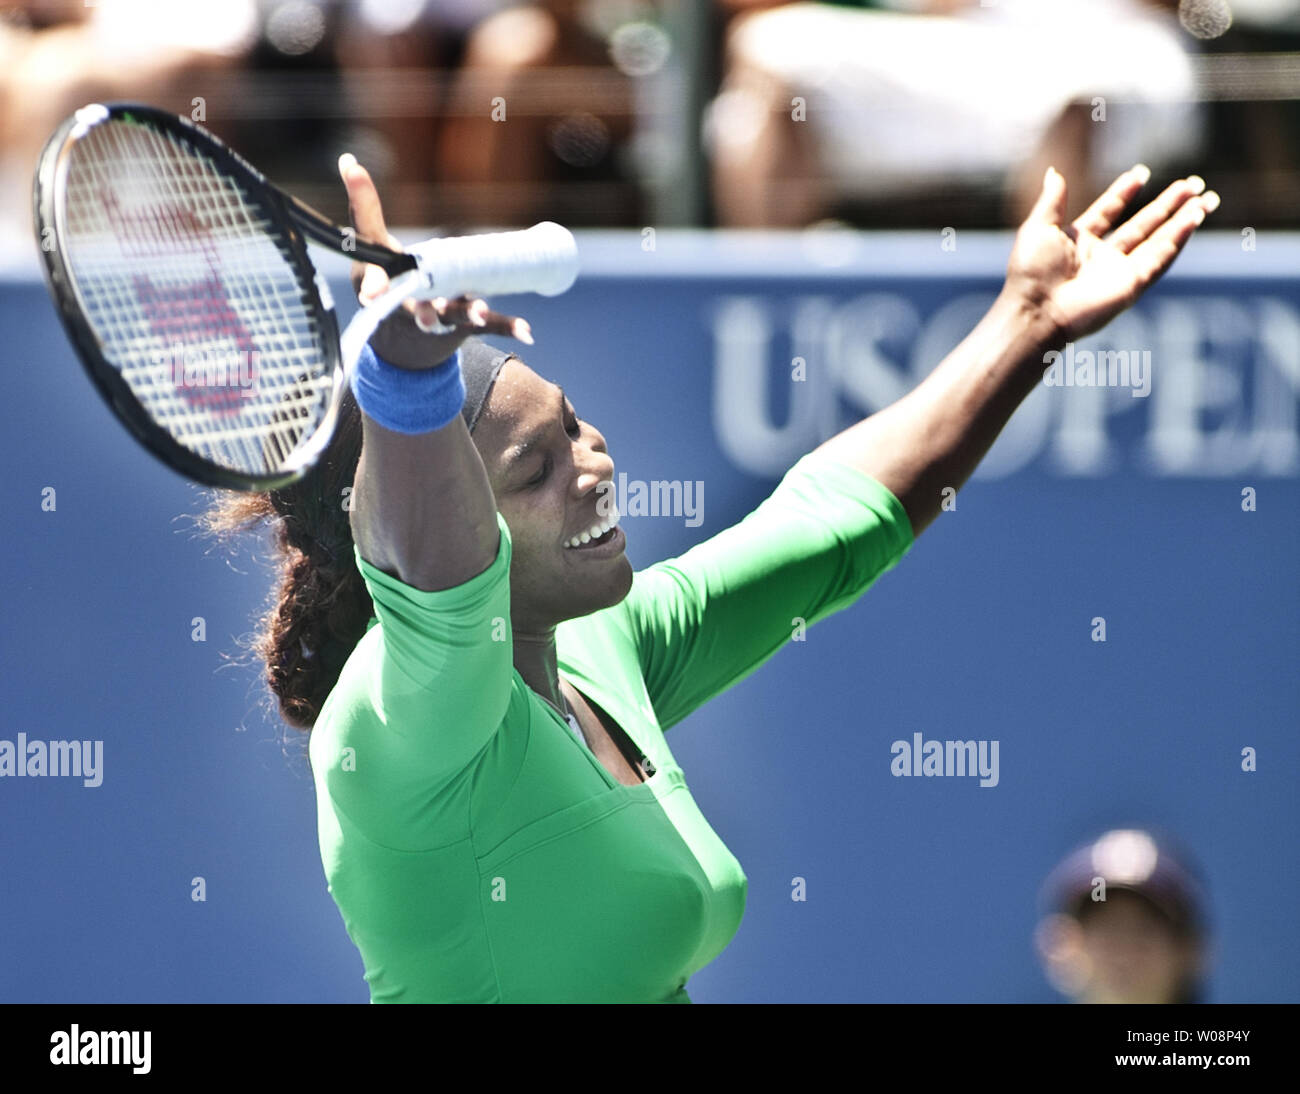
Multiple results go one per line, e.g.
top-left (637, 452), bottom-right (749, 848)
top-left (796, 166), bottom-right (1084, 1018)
top-left (471, 357), bottom-right (633, 631)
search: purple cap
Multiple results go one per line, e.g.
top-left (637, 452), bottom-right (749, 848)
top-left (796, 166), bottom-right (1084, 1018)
top-left (1041, 828), bottom-right (1208, 934)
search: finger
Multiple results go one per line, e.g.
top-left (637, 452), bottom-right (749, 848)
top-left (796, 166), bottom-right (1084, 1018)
top-left (490, 312), bottom-right (534, 345)
top-left (429, 296), bottom-right (490, 328)
top-left (1029, 166), bottom-right (1068, 227)
top-left (1125, 188), bottom-right (1216, 290)
top-left (1109, 175), bottom-right (1206, 254)
top-left (359, 264), bottom-right (388, 306)
top-left (411, 298), bottom-right (532, 343)
top-left (353, 232), bottom-right (407, 303)
top-left (338, 153), bottom-right (389, 244)
top-left (411, 299), bottom-right (444, 330)
top-left (340, 153), bottom-right (398, 303)
top-left (1073, 163), bottom-right (1150, 237)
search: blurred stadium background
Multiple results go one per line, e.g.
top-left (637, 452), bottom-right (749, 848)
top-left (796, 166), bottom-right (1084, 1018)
top-left (0, 0), bottom-right (1296, 1003)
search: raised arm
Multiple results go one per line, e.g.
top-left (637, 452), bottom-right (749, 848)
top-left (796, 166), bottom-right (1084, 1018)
top-left (620, 450), bottom-right (913, 732)
top-left (814, 165), bottom-right (1219, 537)
top-left (339, 155), bottom-right (527, 592)
top-left (312, 161), bottom-right (536, 816)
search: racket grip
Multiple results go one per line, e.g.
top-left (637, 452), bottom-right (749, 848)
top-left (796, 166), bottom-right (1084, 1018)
top-left (406, 222), bottom-right (578, 299)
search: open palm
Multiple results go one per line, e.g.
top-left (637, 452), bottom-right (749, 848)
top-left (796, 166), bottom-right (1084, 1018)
top-left (1005, 166), bottom-right (1219, 344)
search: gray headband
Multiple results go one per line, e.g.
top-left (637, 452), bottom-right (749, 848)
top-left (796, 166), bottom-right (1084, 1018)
top-left (458, 337), bottom-right (515, 434)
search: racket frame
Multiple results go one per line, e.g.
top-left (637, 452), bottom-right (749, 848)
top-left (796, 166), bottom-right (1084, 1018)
top-left (33, 102), bottom-right (418, 492)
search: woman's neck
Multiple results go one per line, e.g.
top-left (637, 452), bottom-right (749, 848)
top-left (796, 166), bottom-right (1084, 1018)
top-left (512, 627), bottom-right (565, 713)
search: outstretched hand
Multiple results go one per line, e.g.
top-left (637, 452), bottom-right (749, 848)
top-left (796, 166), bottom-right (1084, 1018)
top-left (1004, 165), bottom-right (1219, 344)
top-left (338, 153), bottom-right (533, 369)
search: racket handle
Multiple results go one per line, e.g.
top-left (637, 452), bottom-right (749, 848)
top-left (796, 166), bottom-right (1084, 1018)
top-left (406, 222), bottom-right (578, 299)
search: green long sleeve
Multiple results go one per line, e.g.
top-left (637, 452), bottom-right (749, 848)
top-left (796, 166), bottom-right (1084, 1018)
top-left (309, 449), bottom-right (913, 1001)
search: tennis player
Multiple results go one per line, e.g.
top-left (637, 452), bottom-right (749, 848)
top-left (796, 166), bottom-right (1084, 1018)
top-left (205, 157), bottom-right (1217, 1003)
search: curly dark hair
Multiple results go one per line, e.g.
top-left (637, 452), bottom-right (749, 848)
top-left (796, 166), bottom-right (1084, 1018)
top-left (198, 388), bottom-right (370, 731)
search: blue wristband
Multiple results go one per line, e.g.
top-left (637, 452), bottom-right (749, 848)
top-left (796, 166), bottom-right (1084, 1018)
top-left (350, 343), bottom-right (465, 434)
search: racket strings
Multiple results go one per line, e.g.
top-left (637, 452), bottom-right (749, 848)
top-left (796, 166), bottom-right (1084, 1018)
top-left (60, 117), bottom-right (332, 478)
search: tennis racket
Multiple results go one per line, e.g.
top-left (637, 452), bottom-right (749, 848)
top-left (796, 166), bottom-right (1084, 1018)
top-left (33, 102), bottom-right (579, 492)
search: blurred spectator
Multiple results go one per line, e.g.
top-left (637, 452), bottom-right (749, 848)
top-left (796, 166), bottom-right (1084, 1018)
top-left (1174, 0), bottom-right (1300, 235)
top-left (705, 0), bottom-right (1207, 227)
top-left (3, 0), bottom-right (1293, 242)
top-left (0, 0), bottom-right (663, 251)
top-left (0, 0), bottom-right (258, 256)
top-left (328, 0), bottom-right (506, 227)
top-left (429, 1), bottom-right (651, 229)
top-left (1035, 828), bottom-right (1211, 1004)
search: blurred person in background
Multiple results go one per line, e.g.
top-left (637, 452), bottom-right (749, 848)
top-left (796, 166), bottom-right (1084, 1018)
top-left (430, 0), bottom-right (649, 228)
top-left (1035, 828), bottom-right (1211, 1004)
top-left (329, 0), bottom-right (507, 227)
top-left (215, 0), bottom-right (495, 227)
top-left (0, 1), bottom-right (504, 249)
top-left (0, 0), bottom-right (258, 256)
top-left (706, 0), bottom-right (1206, 228)
top-left (236, 0), bottom-right (657, 229)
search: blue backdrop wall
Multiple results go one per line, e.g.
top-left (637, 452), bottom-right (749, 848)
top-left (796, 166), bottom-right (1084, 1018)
top-left (1, 230), bottom-right (1296, 1003)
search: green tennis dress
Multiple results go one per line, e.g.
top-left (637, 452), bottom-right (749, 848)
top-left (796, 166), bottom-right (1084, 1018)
top-left (308, 450), bottom-right (913, 1002)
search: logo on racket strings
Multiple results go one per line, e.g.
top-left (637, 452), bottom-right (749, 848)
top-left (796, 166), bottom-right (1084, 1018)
top-left (152, 339), bottom-right (261, 404)
top-left (102, 190), bottom-right (263, 415)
